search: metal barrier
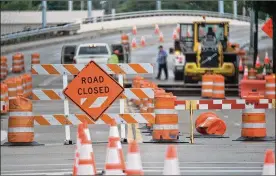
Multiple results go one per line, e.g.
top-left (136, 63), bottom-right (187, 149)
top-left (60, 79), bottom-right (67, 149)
top-left (2, 10), bottom-right (265, 44)
top-left (31, 63), bottom-right (155, 144)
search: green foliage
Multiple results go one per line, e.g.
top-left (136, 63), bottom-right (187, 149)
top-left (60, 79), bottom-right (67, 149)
top-left (0, 0), bottom-right (37, 11)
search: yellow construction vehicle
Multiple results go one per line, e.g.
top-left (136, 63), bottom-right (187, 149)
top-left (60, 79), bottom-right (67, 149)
top-left (174, 20), bottom-right (243, 84)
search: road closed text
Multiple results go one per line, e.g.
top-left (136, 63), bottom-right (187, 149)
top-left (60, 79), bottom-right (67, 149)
top-left (78, 76), bottom-right (109, 95)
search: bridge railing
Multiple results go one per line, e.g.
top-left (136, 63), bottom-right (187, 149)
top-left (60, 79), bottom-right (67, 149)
top-left (1, 10), bottom-right (265, 45)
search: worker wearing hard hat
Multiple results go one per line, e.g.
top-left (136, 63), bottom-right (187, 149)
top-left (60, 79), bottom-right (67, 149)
top-left (108, 50), bottom-right (120, 64)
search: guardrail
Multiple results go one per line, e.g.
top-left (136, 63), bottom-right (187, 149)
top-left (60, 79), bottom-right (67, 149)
top-left (1, 10), bottom-right (265, 45)
top-left (1, 23), bottom-right (80, 45)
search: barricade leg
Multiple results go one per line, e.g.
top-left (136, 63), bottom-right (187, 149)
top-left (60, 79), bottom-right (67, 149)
top-left (2, 96), bottom-right (43, 146)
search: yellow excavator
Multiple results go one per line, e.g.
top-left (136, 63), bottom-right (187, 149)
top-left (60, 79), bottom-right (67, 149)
top-left (174, 20), bottom-right (245, 84)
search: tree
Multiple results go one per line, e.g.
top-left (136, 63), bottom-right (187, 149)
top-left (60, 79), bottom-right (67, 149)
top-left (0, 0), bottom-right (37, 11)
top-left (245, 1), bottom-right (276, 73)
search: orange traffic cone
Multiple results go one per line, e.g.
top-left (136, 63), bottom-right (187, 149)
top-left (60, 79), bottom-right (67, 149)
top-left (131, 38), bottom-right (137, 48)
top-left (77, 123), bottom-right (97, 175)
top-left (239, 58), bottom-right (243, 72)
top-left (132, 25), bottom-right (137, 35)
top-left (140, 36), bottom-right (146, 47)
top-left (176, 24), bottom-right (180, 34)
top-left (73, 123), bottom-right (83, 176)
top-left (154, 24), bottom-right (160, 34)
top-left (262, 149), bottom-right (275, 175)
top-left (163, 145), bottom-right (180, 175)
top-left (264, 52), bottom-right (270, 64)
top-left (125, 140), bottom-right (144, 175)
top-left (255, 55), bottom-right (261, 68)
top-left (104, 138), bottom-right (124, 175)
top-left (243, 66), bottom-right (248, 80)
top-left (159, 32), bottom-right (164, 43)
top-left (109, 119), bottom-right (126, 171)
top-left (173, 29), bottom-right (178, 40)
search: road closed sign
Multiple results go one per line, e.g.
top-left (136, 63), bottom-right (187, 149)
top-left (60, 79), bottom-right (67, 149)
top-left (63, 61), bottom-right (124, 121)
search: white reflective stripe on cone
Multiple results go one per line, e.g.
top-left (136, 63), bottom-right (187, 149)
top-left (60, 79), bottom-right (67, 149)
top-left (265, 91), bottom-right (275, 95)
top-left (153, 124), bottom-right (178, 130)
top-left (242, 109), bottom-right (265, 113)
top-left (8, 97), bottom-right (16, 100)
top-left (13, 60), bottom-right (23, 64)
top-left (202, 82), bottom-right (213, 85)
top-left (8, 127), bottom-right (34, 133)
top-left (265, 83), bottom-right (275, 88)
top-left (242, 123), bottom-right (266, 128)
top-left (9, 112), bottom-right (33, 116)
top-left (213, 82), bottom-right (224, 86)
top-left (154, 109), bottom-right (177, 114)
top-left (8, 88), bottom-right (17, 91)
top-left (202, 89), bottom-right (212, 93)
top-left (248, 76), bottom-right (256, 79)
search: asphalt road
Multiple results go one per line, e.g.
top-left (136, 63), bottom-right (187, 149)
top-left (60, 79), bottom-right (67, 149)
top-left (1, 23), bottom-right (274, 175)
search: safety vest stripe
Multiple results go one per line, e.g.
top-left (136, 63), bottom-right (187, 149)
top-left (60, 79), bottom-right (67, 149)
top-left (242, 123), bottom-right (266, 128)
top-left (8, 127), bottom-right (34, 133)
top-left (32, 63), bottom-right (153, 75)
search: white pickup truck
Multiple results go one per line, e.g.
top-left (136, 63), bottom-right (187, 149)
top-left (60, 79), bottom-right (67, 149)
top-left (61, 43), bottom-right (131, 64)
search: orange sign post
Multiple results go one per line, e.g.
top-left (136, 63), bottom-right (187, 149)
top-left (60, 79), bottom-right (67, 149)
top-left (63, 61), bottom-right (124, 121)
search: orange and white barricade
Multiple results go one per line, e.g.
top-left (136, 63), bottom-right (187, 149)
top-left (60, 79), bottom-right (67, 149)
top-left (152, 94), bottom-right (179, 141)
top-left (1, 56), bottom-right (8, 80)
top-left (1, 83), bottom-right (9, 114)
top-left (12, 53), bottom-right (24, 73)
top-left (21, 73), bottom-right (32, 98)
top-left (212, 74), bottom-right (225, 99)
top-left (5, 77), bottom-right (17, 104)
top-left (201, 73), bottom-right (213, 98)
top-left (15, 76), bottom-right (24, 96)
top-left (31, 53), bottom-right (40, 64)
top-left (265, 74), bottom-right (275, 99)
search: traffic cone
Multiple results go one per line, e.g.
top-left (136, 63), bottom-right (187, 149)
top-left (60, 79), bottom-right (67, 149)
top-left (159, 32), bottom-right (164, 43)
top-left (262, 149), bottom-right (275, 175)
top-left (238, 58), bottom-right (243, 72)
top-left (104, 138), bottom-right (125, 175)
top-left (262, 66), bottom-right (267, 76)
top-left (131, 38), bottom-right (137, 48)
top-left (176, 24), bottom-right (180, 34)
top-left (125, 140), bottom-right (143, 175)
top-left (154, 24), bottom-right (160, 35)
top-left (140, 36), bottom-right (146, 47)
top-left (72, 123), bottom-right (83, 176)
top-left (109, 119), bottom-right (126, 171)
top-left (173, 29), bottom-right (178, 40)
top-left (77, 123), bottom-right (97, 175)
top-left (243, 66), bottom-right (248, 80)
top-left (264, 52), bottom-right (270, 64)
top-left (255, 55), bottom-right (261, 68)
top-left (163, 145), bottom-right (180, 175)
top-left (132, 25), bottom-right (137, 35)
top-left (186, 30), bottom-right (191, 37)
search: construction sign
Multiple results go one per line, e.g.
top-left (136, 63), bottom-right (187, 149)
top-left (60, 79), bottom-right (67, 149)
top-left (262, 18), bottom-right (273, 39)
top-left (63, 61), bottom-right (124, 121)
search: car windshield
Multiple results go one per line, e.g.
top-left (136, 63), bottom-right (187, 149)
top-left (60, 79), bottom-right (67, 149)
top-left (180, 24), bottom-right (194, 42)
top-left (78, 46), bottom-right (109, 55)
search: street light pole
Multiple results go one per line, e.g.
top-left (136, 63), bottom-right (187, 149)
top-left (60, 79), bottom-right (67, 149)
top-left (253, 3), bottom-right (258, 67)
top-left (42, 0), bottom-right (47, 28)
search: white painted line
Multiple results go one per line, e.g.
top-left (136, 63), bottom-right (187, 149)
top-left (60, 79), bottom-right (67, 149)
top-left (1, 130), bottom-right (7, 142)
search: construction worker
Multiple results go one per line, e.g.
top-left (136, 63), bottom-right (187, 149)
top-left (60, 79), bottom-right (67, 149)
top-left (156, 45), bottom-right (168, 80)
top-left (108, 50), bottom-right (119, 64)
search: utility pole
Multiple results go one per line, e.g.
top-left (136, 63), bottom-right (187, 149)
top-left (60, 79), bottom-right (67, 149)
top-left (42, 0), bottom-right (47, 28)
top-left (253, 3), bottom-right (259, 67)
top-left (87, 0), bottom-right (92, 18)
top-left (156, 0), bottom-right (161, 10)
top-left (68, 0), bottom-right (73, 11)
top-left (218, 0), bottom-right (224, 14)
top-left (233, 0), bottom-right (237, 18)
